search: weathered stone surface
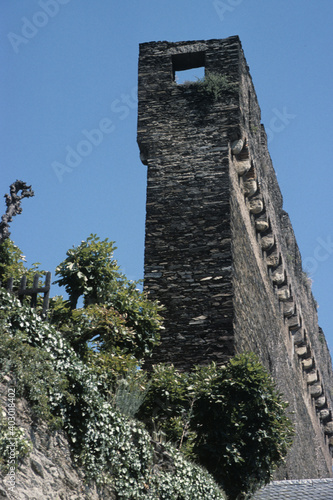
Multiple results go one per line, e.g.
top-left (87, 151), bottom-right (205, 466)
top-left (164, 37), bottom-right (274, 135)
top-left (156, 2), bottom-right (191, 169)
top-left (243, 179), bottom-right (257, 196)
top-left (255, 219), bottom-right (269, 232)
top-left (231, 138), bottom-right (244, 154)
top-left (306, 371), bottom-right (319, 385)
top-left (315, 396), bottom-right (327, 408)
top-left (293, 329), bottom-right (304, 345)
top-left (287, 315), bottom-right (302, 331)
top-left (138, 37), bottom-right (333, 480)
top-left (249, 198), bottom-right (263, 214)
top-left (283, 301), bottom-right (295, 317)
top-left (277, 288), bottom-right (290, 301)
top-left (266, 252), bottom-right (280, 268)
top-left (234, 158), bottom-right (251, 176)
top-left (295, 345), bottom-right (308, 357)
top-left (324, 422), bottom-right (333, 435)
top-left (0, 382), bottom-right (115, 500)
top-left (271, 271), bottom-right (285, 285)
top-left (319, 409), bottom-right (330, 421)
top-left (302, 357), bottom-right (314, 370)
top-left (309, 384), bottom-right (323, 398)
top-left (261, 235), bottom-right (275, 250)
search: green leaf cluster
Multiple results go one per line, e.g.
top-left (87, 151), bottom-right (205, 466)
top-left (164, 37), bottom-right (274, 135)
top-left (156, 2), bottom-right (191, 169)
top-left (0, 290), bottom-right (226, 499)
top-left (52, 234), bottom-right (163, 362)
top-left (139, 354), bottom-right (294, 499)
top-left (0, 238), bottom-right (45, 293)
top-left (193, 72), bottom-right (238, 101)
top-left (54, 234), bottom-right (119, 309)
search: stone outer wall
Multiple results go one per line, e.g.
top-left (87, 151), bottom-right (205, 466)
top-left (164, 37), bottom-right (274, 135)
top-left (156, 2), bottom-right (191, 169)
top-left (138, 37), bottom-right (333, 478)
top-left (231, 46), bottom-right (333, 477)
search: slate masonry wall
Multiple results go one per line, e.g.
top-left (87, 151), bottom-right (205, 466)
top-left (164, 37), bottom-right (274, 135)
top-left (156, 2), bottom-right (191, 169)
top-left (137, 36), bottom-right (333, 478)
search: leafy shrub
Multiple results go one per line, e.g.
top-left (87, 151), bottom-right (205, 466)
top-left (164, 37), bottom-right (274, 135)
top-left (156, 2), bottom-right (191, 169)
top-left (111, 368), bottom-right (149, 418)
top-left (139, 355), bottom-right (294, 499)
top-left (193, 72), bottom-right (238, 101)
top-left (52, 234), bottom-right (163, 360)
top-left (0, 238), bottom-right (46, 302)
top-left (54, 234), bottom-right (119, 308)
top-left (149, 444), bottom-right (226, 500)
top-left (0, 290), bottom-right (225, 498)
top-left (138, 364), bottom-right (195, 454)
top-left (191, 354), bottom-right (294, 499)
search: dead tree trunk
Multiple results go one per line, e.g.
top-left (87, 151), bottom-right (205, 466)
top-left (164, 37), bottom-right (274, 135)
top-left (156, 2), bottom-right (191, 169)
top-left (0, 180), bottom-right (34, 244)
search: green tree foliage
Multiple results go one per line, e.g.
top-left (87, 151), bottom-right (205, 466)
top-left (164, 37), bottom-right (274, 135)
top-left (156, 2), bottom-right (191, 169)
top-left (0, 290), bottom-right (226, 499)
top-left (138, 364), bottom-right (195, 454)
top-left (0, 235), bottom-right (293, 499)
top-left (192, 354), bottom-right (294, 499)
top-left (54, 234), bottom-right (119, 309)
top-left (51, 234), bottom-right (163, 364)
top-left (139, 355), bottom-right (294, 500)
top-left (0, 238), bottom-right (45, 289)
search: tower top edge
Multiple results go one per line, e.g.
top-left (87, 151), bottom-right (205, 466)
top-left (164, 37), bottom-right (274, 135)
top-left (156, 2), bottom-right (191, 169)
top-left (138, 35), bottom-right (241, 50)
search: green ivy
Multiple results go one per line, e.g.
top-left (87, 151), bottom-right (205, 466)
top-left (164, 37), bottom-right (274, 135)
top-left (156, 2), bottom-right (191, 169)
top-left (191, 354), bottom-right (294, 499)
top-left (149, 444), bottom-right (225, 500)
top-left (0, 411), bottom-right (32, 473)
top-left (0, 290), bottom-right (225, 499)
top-left (139, 355), bottom-right (294, 500)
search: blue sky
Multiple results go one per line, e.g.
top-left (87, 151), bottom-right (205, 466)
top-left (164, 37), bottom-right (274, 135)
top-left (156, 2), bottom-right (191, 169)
top-left (1, 1), bottom-right (333, 352)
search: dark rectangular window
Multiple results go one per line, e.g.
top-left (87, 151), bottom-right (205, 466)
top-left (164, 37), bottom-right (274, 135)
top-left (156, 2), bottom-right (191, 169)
top-left (172, 51), bottom-right (205, 84)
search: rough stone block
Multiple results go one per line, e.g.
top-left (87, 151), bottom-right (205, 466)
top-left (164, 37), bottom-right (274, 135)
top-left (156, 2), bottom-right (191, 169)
top-left (255, 219), bottom-right (269, 232)
top-left (231, 138), bottom-right (244, 154)
top-left (243, 179), bottom-right (257, 196)
top-left (302, 358), bottom-right (314, 370)
top-left (306, 371), bottom-right (319, 385)
top-left (261, 235), bottom-right (275, 250)
top-left (309, 384), bottom-right (323, 398)
top-left (249, 198), bottom-right (264, 214)
top-left (234, 159), bottom-right (251, 176)
top-left (324, 422), bottom-right (333, 435)
top-left (320, 409), bottom-right (330, 421)
top-left (277, 288), bottom-right (290, 301)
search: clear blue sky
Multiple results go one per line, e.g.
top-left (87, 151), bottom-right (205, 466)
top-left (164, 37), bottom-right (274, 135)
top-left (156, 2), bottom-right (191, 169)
top-left (1, 1), bottom-right (333, 352)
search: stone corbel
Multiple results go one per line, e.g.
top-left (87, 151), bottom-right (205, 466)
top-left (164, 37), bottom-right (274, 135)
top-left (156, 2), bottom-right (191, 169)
top-left (249, 197), bottom-right (264, 214)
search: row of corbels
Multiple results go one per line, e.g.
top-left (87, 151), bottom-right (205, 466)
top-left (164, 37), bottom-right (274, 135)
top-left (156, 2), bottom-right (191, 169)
top-left (231, 138), bottom-right (333, 448)
top-left (231, 138), bottom-right (286, 287)
top-left (294, 329), bottom-right (333, 444)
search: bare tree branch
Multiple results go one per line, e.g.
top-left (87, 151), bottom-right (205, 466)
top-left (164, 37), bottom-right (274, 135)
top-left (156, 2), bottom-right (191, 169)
top-left (0, 180), bottom-right (34, 244)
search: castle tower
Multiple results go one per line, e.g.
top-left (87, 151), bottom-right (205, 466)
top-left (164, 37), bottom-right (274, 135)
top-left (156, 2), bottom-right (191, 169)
top-left (137, 37), bottom-right (333, 478)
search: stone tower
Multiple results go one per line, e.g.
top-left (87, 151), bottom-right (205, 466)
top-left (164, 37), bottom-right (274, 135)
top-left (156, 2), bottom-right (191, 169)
top-left (137, 37), bottom-right (333, 478)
